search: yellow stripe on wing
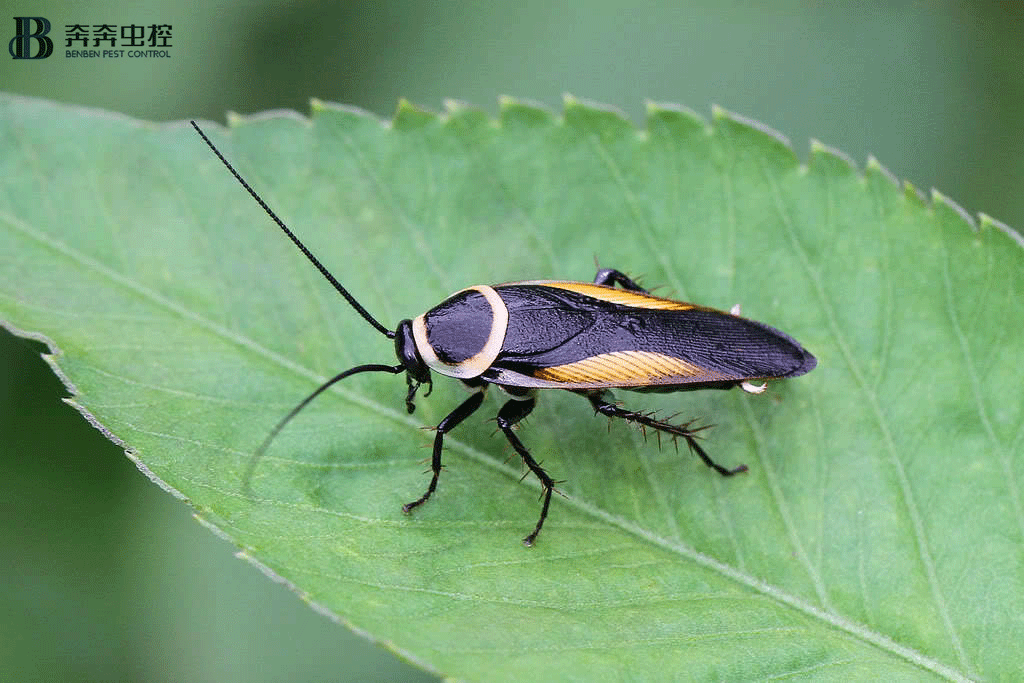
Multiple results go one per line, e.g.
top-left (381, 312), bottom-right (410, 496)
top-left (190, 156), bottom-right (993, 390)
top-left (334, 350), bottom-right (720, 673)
top-left (534, 351), bottom-right (730, 385)
top-left (538, 281), bottom-right (696, 310)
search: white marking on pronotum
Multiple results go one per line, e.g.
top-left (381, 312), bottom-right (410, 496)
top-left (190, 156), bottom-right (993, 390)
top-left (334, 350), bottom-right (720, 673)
top-left (412, 285), bottom-right (509, 379)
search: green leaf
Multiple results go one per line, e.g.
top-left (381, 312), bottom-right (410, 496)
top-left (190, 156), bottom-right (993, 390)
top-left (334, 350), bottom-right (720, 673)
top-left (2, 92), bottom-right (1022, 681)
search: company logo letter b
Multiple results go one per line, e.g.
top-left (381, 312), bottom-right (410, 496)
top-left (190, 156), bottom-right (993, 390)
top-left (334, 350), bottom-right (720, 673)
top-left (10, 17), bottom-right (53, 59)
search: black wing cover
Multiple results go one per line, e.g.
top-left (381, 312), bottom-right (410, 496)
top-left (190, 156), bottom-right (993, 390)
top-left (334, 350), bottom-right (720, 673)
top-left (482, 284), bottom-right (817, 390)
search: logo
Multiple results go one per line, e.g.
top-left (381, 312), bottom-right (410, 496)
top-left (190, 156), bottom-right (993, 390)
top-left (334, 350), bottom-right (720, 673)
top-left (9, 17), bottom-right (53, 59)
top-left (9, 17), bottom-right (174, 60)
top-left (64, 23), bottom-right (173, 58)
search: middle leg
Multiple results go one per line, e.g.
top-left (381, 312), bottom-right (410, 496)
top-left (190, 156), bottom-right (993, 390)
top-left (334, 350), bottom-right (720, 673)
top-left (495, 396), bottom-right (557, 546)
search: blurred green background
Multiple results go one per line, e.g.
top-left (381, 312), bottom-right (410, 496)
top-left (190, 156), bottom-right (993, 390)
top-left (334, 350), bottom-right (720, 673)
top-left (2, 2), bottom-right (1022, 681)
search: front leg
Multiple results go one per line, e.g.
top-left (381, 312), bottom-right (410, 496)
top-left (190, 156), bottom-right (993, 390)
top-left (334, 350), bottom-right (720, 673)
top-left (402, 387), bottom-right (485, 515)
top-left (586, 391), bottom-right (747, 477)
top-left (593, 268), bottom-right (648, 292)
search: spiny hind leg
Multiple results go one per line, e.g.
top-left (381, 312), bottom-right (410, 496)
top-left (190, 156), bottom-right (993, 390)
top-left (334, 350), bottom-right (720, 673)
top-left (585, 391), bottom-right (747, 477)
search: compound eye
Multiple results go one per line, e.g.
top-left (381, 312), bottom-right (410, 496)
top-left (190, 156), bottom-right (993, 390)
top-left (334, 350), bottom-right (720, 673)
top-left (395, 319), bottom-right (430, 383)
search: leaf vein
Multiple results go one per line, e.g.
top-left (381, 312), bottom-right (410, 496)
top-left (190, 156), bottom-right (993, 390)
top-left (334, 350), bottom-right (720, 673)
top-left (336, 130), bottom-right (452, 293)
